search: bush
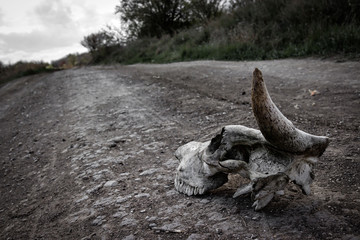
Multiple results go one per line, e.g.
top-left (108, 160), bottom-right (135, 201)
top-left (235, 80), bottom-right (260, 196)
top-left (85, 0), bottom-right (360, 64)
top-left (0, 61), bottom-right (56, 86)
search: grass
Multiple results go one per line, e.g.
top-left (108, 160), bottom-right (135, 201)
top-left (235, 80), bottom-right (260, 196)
top-left (91, 24), bottom-right (360, 64)
top-left (3, 0), bottom-right (359, 84)
top-left (89, 0), bottom-right (359, 64)
top-left (0, 53), bottom-right (92, 86)
top-left (0, 61), bottom-right (56, 86)
top-left (94, 21), bottom-right (360, 65)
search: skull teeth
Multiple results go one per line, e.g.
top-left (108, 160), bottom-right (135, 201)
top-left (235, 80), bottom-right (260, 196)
top-left (174, 177), bottom-right (205, 196)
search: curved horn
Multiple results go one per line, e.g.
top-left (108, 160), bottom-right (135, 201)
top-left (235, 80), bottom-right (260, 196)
top-left (251, 68), bottom-right (329, 156)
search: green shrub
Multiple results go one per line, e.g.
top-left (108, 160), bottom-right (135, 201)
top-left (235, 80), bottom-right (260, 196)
top-left (0, 61), bottom-right (59, 86)
top-left (87, 0), bottom-right (360, 64)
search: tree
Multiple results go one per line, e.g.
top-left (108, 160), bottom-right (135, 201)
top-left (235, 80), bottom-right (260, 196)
top-left (81, 30), bottom-right (117, 52)
top-left (190, 0), bottom-right (224, 23)
top-left (115, 0), bottom-right (192, 38)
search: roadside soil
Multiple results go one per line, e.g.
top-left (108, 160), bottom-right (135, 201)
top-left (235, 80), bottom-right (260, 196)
top-left (0, 59), bottom-right (359, 240)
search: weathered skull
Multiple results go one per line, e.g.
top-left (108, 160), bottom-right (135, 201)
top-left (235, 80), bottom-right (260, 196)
top-left (174, 68), bottom-right (329, 210)
top-left (174, 141), bottom-right (228, 196)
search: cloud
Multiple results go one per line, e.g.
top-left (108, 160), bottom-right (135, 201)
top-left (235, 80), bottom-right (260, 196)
top-left (0, 0), bottom-right (119, 63)
top-left (34, 0), bottom-right (74, 28)
top-left (0, 8), bottom-right (4, 26)
top-left (0, 29), bottom-right (80, 53)
top-left (0, 43), bottom-right (87, 63)
top-left (0, 0), bottom-right (83, 55)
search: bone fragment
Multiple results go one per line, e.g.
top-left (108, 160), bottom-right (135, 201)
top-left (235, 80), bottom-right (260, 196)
top-left (233, 184), bottom-right (253, 198)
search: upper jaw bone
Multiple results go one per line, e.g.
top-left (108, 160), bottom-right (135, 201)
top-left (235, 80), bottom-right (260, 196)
top-left (174, 177), bottom-right (205, 196)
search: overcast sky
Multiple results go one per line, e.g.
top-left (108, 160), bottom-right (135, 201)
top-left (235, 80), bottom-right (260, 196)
top-left (0, 0), bottom-right (120, 64)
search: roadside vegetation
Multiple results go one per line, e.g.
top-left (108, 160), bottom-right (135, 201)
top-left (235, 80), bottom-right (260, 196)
top-left (82, 0), bottom-right (360, 64)
top-left (2, 0), bottom-right (359, 84)
top-left (0, 61), bottom-right (52, 86)
top-left (0, 53), bottom-right (91, 86)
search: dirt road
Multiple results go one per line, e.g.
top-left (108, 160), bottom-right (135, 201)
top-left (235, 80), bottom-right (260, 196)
top-left (0, 59), bottom-right (359, 239)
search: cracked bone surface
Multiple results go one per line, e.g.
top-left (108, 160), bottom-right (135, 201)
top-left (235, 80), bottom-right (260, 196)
top-left (174, 68), bottom-right (329, 210)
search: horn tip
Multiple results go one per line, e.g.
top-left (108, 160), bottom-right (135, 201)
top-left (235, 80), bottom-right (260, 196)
top-left (324, 135), bottom-right (330, 149)
top-left (253, 68), bottom-right (262, 78)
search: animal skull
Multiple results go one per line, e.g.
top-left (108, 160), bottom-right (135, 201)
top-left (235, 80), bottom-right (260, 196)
top-left (174, 68), bottom-right (329, 210)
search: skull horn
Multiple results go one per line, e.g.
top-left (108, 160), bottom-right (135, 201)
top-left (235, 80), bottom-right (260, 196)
top-left (251, 68), bottom-right (329, 156)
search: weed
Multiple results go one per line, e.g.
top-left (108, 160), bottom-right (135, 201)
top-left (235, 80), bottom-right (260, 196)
top-left (88, 0), bottom-right (360, 64)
